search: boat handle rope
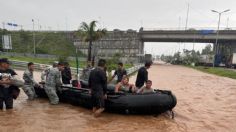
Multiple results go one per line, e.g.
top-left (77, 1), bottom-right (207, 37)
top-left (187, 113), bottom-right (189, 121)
top-left (169, 109), bottom-right (175, 119)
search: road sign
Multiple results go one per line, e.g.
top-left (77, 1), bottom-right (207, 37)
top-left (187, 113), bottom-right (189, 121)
top-left (2, 35), bottom-right (12, 49)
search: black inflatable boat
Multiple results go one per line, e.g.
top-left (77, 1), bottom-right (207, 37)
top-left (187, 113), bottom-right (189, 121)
top-left (35, 81), bottom-right (177, 115)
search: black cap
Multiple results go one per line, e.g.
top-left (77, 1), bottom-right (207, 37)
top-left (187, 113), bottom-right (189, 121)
top-left (0, 58), bottom-right (10, 64)
top-left (57, 62), bottom-right (64, 66)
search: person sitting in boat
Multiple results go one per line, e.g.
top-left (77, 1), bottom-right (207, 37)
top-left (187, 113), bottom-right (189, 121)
top-left (137, 80), bottom-right (154, 94)
top-left (115, 76), bottom-right (135, 93)
top-left (109, 62), bottom-right (127, 83)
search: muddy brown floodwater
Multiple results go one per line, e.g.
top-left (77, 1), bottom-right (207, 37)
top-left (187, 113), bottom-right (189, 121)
top-left (0, 64), bottom-right (236, 132)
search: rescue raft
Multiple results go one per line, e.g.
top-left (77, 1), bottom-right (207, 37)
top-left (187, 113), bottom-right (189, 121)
top-left (34, 81), bottom-right (177, 115)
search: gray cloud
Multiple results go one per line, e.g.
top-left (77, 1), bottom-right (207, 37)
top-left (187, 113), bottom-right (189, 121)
top-left (1, 0), bottom-right (235, 30)
top-left (0, 0), bottom-right (234, 55)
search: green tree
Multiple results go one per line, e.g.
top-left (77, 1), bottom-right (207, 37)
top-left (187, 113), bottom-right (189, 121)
top-left (201, 44), bottom-right (213, 55)
top-left (201, 44), bottom-right (214, 63)
top-left (182, 49), bottom-right (193, 64)
top-left (173, 52), bottom-right (182, 64)
top-left (77, 21), bottom-right (107, 62)
top-left (182, 49), bottom-right (200, 65)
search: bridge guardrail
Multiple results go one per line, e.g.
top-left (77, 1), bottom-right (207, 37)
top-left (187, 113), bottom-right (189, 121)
top-left (142, 27), bottom-right (236, 31)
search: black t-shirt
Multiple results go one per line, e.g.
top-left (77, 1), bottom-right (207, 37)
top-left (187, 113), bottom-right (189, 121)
top-left (135, 67), bottom-right (148, 88)
top-left (0, 69), bottom-right (17, 98)
top-left (0, 69), bottom-right (17, 82)
top-left (114, 69), bottom-right (127, 83)
top-left (61, 67), bottom-right (72, 84)
top-left (88, 68), bottom-right (107, 95)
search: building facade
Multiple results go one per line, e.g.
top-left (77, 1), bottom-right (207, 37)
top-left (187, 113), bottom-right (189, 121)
top-left (74, 29), bottom-right (144, 59)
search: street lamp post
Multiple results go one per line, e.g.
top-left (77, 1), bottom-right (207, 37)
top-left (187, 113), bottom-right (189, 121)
top-left (211, 9), bottom-right (230, 67)
top-left (32, 19), bottom-right (36, 56)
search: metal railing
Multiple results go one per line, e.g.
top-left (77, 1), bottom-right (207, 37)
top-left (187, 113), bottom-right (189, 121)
top-left (126, 64), bottom-right (143, 75)
top-left (9, 60), bottom-right (143, 77)
top-left (9, 60), bottom-right (83, 75)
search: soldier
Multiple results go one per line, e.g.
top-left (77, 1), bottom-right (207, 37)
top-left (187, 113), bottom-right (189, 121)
top-left (81, 61), bottom-right (93, 81)
top-left (23, 62), bottom-right (39, 100)
top-left (0, 58), bottom-right (23, 110)
top-left (41, 61), bottom-right (58, 83)
top-left (45, 62), bottom-right (64, 105)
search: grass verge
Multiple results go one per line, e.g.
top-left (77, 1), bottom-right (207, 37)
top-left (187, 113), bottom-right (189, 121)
top-left (188, 66), bottom-right (236, 79)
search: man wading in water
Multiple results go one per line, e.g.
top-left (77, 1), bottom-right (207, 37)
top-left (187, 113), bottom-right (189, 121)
top-left (61, 62), bottom-right (72, 86)
top-left (0, 58), bottom-right (23, 110)
top-left (45, 62), bottom-right (64, 105)
top-left (89, 59), bottom-right (107, 117)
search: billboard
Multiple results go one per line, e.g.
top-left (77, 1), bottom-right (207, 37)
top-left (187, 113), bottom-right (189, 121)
top-left (2, 35), bottom-right (12, 49)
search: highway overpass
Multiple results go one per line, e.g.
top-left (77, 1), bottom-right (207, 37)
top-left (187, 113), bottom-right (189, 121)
top-left (139, 28), bottom-right (236, 44)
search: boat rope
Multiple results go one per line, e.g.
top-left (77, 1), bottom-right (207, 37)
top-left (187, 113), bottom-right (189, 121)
top-left (170, 110), bottom-right (175, 119)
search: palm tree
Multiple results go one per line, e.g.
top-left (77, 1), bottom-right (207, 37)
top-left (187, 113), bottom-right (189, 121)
top-left (77, 21), bottom-right (107, 62)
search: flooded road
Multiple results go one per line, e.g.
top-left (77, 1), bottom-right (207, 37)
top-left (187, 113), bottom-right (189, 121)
top-left (1, 64), bottom-right (236, 132)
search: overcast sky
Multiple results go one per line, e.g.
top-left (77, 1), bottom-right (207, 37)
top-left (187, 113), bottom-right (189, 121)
top-left (1, 0), bottom-right (235, 55)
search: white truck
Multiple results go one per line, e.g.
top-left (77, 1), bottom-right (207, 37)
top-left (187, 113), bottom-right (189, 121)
top-left (232, 53), bottom-right (236, 68)
top-left (199, 55), bottom-right (213, 66)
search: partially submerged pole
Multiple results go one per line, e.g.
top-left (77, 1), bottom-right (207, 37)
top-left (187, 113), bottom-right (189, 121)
top-left (75, 48), bottom-right (81, 88)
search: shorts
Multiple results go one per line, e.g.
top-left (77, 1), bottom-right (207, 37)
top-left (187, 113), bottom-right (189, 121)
top-left (0, 97), bottom-right (13, 110)
top-left (91, 92), bottom-right (105, 109)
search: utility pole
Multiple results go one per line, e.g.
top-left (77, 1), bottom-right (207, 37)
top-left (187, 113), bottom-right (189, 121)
top-left (32, 19), bottom-right (36, 56)
top-left (185, 3), bottom-right (189, 30)
top-left (2, 22), bottom-right (5, 30)
top-left (211, 9), bottom-right (230, 67)
top-left (184, 3), bottom-right (190, 50)
top-left (178, 17), bottom-right (181, 30)
top-left (226, 17), bottom-right (229, 29)
top-left (178, 16), bottom-right (181, 52)
top-left (98, 16), bottom-right (102, 28)
top-left (37, 19), bottom-right (40, 31)
top-left (65, 17), bottom-right (68, 31)
top-left (193, 31), bottom-right (196, 51)
top-left (140, 20), bottom-right (143, 27)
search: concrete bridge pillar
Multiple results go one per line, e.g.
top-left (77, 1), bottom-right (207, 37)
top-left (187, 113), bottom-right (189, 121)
top-left (214, 42), bottom-right (225, 65)
top-left (214, 42), bottom-right (236, 66)
top-left (232, 44), bottom-right (236, 53)
top-left (141, 41), bottom-right (144, 54)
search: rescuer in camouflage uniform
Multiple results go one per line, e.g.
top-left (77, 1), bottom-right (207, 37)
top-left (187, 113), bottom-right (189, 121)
top-left (23, 62), bottom-right (38, 100)
top-left (41, 62), bottom-right (58, 82)
top-left (45, 62), bottom-right (64, 105)
top-left (81, 61), bottom-right (93, 81)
